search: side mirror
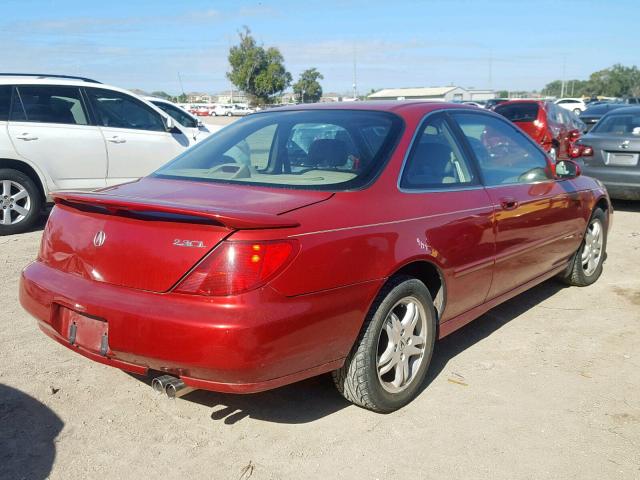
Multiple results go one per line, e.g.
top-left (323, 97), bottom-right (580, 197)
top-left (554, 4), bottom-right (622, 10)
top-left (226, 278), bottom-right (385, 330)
top-left (556, 159), bottom-right (581, 179)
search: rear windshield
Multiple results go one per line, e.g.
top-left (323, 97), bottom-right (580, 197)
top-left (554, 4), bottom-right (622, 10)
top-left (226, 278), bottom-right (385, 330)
top-left (154, 110), bottom-right (403, 190)
top-left (591, 113), bottom-right (640, 135)
top-left (495, 103), bottom-right (539, 122)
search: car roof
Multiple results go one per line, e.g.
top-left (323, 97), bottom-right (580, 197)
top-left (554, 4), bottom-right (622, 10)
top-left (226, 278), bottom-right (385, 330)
top-left (263, 100), bottom-right (474, 115)
top-left (601, 106), bottom-right (640, 115)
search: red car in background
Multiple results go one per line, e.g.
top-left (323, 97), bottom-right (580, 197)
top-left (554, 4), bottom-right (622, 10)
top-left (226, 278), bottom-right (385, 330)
top-left (20, 102), bottom-right (611, 412)
top-left (495, 100), bottom-right (582, 162)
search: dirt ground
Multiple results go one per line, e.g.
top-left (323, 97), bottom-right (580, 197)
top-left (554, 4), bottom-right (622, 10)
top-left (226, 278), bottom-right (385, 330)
top-left (1, 201), bottom-right (639, 480)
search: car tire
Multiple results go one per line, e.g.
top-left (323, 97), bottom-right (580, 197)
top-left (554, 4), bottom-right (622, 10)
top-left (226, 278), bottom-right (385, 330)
top-left (0, 168), bottom-right (43, 236)
top-left (573, 108), bottom-right (581, 115)
top-left (226, 112), bottom-right (232, 117)
top-left (562, 207), bottom-right (607, 287)
top-left (332, 275), bottom-right (437, 413)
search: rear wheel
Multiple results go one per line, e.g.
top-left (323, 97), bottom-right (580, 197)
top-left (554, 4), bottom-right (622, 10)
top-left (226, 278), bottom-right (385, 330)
top-left (562, 207), bottom-right (607, 286)
top-left (0, 168), bottom-right (43, 236)
top-left (226, 112), bottom-right (233, 117)
top-left (332, 276), bottom-right (436, 412)
top-left (573, 108), bottom-right (581, 115)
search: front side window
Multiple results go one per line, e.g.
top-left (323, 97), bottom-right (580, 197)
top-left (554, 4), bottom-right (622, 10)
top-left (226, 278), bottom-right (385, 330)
top-left (0, 86), bottom-right (11, 121)
top-left (87, 88), bottom-right (165, 131)
top-left (155, 110), bottom-right (402, 190)
top-left (13, 86), bottom-right (88, 125)
top-left (400, 114), bottom-right (476, 189)
top-left (452, 112), bottom-right (552, 186)
top-left (151, 101), bottom-right (198, 129)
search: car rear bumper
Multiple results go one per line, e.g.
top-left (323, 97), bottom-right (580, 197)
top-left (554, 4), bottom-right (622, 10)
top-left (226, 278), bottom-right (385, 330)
top-left (20, 261), bottom-right (381, 393)
top-left (582, 164), bottom-right (640, 200)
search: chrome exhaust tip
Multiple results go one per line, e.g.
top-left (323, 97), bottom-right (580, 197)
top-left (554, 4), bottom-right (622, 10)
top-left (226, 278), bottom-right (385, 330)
top-left (165, 379), bottom-right (195, 399)
top-left (151, 375), bottom-right (178, 394)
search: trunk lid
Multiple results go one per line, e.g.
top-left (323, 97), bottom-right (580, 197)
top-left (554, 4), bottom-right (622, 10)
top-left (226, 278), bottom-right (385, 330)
top-left (40, 177), bottom-right (331, 292)
top-left (580, 134), bottom-right (640, 168)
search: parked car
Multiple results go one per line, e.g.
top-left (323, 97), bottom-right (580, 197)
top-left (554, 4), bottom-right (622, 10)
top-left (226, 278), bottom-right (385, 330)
top-left (213, 104), bottom-right (254, 117)
top-left (622, 97), bottom-right (640, 105)
top-left (573, 106), bottom-right (640, 199)
top-left (555, 98), bottom-right (586, 115)
top-left (494, 100), bottom-right (579, 162)
top-left (462, 101), bottom-right (485, 108)
top-left (20, 102), bottom-right (611, 412)
top-left (191, 105), bottom-right (213, 117)
top-left (579, 103), bottom-right (630, 132)
top-left (0, 74), bottom-right (207, 235)
top-left (484, 98), bottom-right (509, 110)
top-left (145, 97), bottom-right (220, 142)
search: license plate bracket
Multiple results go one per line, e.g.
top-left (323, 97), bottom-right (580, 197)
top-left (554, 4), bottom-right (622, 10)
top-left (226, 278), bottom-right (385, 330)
top-left (55, 306), bottom-right (109, 356)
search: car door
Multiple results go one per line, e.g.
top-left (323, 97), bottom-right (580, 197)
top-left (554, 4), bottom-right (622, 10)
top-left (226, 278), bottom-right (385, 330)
top-left (7, 85), bottom-right (107, 190)
top-left (398, 113), bottom-right (495, 319)
top-left (450, 110), bottom-right (584, 300)
top-left (85, 87), bottom-right (189, 186)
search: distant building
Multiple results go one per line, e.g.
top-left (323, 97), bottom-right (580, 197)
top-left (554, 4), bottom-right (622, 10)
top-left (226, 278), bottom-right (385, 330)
top-left (320, 92), bottom-right (343, 102)
top-left (367, 86), bottom-right (495, 102)
top-left (186, 92), bottom-right (213, 103)
top-left (216, 90), bottom-right (248, 104)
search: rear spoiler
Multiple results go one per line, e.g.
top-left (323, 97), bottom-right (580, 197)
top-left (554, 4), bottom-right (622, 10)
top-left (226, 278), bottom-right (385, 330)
top-left (52, 191), bottom-right (300, 230)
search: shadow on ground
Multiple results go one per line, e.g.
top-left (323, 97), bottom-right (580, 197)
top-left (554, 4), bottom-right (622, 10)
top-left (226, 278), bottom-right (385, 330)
top-left (612, 199), bottom-right (640, 213)
top-left (136, 279), bottom-right (567, 424)
top-left (0, 384), bottom-right (63, 480)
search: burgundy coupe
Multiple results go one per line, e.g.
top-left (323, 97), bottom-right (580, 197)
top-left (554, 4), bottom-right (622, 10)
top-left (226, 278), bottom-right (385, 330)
top-left (20, 102), bottom-right (611, 412)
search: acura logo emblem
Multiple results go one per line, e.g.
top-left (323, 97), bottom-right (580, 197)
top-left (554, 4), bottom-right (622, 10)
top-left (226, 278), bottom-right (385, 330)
top-left (93, 231), bottom-right (106, 247)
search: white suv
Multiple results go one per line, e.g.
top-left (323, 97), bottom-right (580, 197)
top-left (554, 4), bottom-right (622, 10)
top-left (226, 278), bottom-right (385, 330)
top-left (0, 74), bottom-right (210, 235)
top-left (555, 98), bottom-right (586, 115)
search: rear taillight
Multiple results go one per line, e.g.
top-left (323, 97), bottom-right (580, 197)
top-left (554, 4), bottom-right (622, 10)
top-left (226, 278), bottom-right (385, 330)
top-left (569, 145), bottom-right (593, 158)
top-left (174, 240), bottom-right (298, 296)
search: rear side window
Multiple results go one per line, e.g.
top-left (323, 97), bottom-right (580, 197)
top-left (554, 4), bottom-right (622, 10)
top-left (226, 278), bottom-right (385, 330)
top-left (0, 86), bottom-right (11, 121)
top-left (495, 103), bottom-right (539, 122)
top-left (151, 101), bottom-right (198, 129)
top-left (400, 114), bottom-right (476, 189)
top-left (13, 86), bottom-right (88, 125)
top-left (87, 88), bottom-right (165, 132)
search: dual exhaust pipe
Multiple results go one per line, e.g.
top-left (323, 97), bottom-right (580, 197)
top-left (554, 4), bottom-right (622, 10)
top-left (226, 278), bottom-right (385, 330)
top-left (151, 375), bottom-right (195, 399)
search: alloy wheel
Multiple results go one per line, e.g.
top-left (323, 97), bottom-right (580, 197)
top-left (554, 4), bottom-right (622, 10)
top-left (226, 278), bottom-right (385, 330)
top-left (1, 180), bottom-right (31, 226)
top-left (376, 296), bottom-right (428, 393)
top-left (582, 218), bottom-right (603, 276)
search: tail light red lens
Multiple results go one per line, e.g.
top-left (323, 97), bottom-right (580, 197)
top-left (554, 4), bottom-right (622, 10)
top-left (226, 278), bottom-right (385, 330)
top-left (174, 240), bottom-right (298, 296)
top-left (581, 145), bottom-right (594, 156)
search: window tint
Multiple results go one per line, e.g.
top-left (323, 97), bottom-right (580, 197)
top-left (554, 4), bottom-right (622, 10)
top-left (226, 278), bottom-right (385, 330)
top-left (223, 124), bottom-right (276, 169)
top-left (0, 86), bottom-right (11, 121)
top-left (494, 102), bottom-right (539, 122)
top-left (592, 113), bottom-right (640, 135)
top-left (154, 110), bottom-right (401, 190)
top-left (286, 123), bottom-right (360, 169)
top-left (13, 86), bottom-right (88, 125)
top-left (151, 101), bottom-right (198, 128)
top-left (452, 112), bottom-right (552, 186)
top-left (87, 88), bottom-right (165, 131)
top-left (400, 114), bottom-right (476, 189)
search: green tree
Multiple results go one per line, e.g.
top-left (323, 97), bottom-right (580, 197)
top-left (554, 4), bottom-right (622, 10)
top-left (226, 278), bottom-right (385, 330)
top-left (293, 68), bottom-right (324, 103)
top-left (175, 93), bottom-right (188, 103)
top-left (227, 26), bottom-right (292, 105)
top-left (496, 90), bottom-right (509, 98)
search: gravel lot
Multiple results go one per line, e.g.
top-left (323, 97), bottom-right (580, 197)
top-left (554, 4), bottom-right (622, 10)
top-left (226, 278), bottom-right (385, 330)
top-left (1, 201), bottom-right (639, 480)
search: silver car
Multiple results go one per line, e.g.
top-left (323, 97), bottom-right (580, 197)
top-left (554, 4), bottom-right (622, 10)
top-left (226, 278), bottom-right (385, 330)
top-left (575, 106), bottom-right (640, 200)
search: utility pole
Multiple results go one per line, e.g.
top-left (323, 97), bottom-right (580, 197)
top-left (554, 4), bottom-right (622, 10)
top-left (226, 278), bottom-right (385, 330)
top-left (560, 56), bottom-right (566, 98)
top-left (177, 72), bottom-right (185, 98)
top-left (352, 43), bottom-right (358, 100)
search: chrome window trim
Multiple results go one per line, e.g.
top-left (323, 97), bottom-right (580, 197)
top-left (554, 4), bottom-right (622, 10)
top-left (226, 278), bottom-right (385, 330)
top-left (396, 108), bottom-right (483, 194)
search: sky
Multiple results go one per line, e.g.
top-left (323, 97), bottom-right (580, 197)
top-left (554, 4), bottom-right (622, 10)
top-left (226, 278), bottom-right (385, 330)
top-left (0, 0), bottom-right (637, 96)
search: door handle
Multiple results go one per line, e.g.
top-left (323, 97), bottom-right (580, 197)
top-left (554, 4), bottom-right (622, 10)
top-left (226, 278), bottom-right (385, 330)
top-left (500, 197), bottom-right (519, 210)
top-left (15, 133), bottom-right (38, 141)
top-left (107, 136), bottom-right (126, 144)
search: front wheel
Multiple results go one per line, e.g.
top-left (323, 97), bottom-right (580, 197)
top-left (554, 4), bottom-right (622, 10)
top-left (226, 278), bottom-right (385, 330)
top-left (333, 276), bottom-right (436, 412)
top-left (0, 168), bottom-right (43, 236)
top-left (562, 207), bottom-right (607, 286)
